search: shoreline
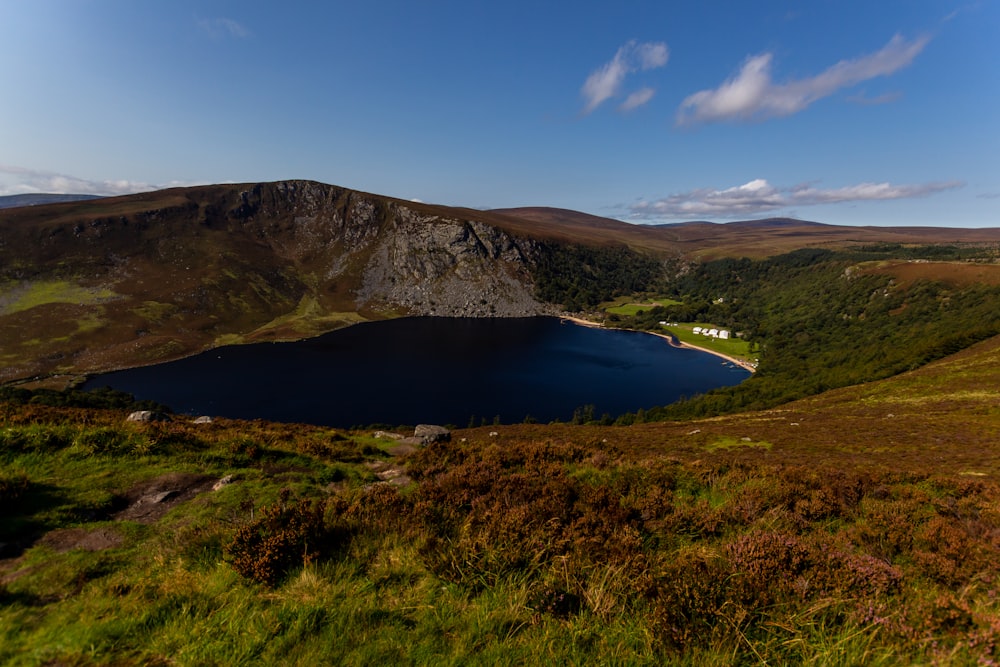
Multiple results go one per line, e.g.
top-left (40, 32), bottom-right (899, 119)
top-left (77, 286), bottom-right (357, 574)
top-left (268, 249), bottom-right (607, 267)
top-left (559, 315), bottom-right (756, 374)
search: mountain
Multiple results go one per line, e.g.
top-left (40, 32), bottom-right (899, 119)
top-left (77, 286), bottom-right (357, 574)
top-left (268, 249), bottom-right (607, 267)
top-left (0, 181), bottom-right (553, 384)
top-left (0, 193), bottom-right (103, 209)
top-left (4, 179), bottom-right (1000, 386)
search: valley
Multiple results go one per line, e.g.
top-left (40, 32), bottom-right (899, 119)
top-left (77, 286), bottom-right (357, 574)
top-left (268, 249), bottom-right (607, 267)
top-left (3, 180), bottom-right (1000, 664)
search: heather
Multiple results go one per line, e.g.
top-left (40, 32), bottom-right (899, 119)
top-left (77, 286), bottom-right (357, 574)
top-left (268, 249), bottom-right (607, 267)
top-left (3, 335), bottom-right (1000, 665)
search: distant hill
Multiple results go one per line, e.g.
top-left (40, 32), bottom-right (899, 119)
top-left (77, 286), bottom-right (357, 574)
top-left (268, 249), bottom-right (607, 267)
top-left (495, 207), bottom-right (1000, 259)
top-left (0, 193), bottom-right (103, 209)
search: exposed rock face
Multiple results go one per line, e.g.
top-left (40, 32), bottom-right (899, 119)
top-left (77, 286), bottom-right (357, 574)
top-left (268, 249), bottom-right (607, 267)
top-left (356, 215), bottom-right (543, 317)
top-left (208, 181), bottom-right (550, 318)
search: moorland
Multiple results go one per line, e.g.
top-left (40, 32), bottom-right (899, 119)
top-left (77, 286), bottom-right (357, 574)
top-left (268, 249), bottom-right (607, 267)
top-left (3, 181), bottom-right (1000, 664)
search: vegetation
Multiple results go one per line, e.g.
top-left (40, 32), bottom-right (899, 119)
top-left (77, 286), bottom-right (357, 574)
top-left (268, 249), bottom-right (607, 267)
top-left (532, 243), bottom-right (666, 311)
top-left (607, 246), bottom-right (1000, 419)
top-left (4, 352), bottom-right (1000, 665)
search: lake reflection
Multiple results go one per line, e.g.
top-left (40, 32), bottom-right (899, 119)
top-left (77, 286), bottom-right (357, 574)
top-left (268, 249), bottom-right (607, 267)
top-left (83, 317), bottom-right (749, 427)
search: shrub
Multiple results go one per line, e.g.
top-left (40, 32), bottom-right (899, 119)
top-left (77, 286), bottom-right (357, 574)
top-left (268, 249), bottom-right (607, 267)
top-left (226, 490), bottom-right (341, 587)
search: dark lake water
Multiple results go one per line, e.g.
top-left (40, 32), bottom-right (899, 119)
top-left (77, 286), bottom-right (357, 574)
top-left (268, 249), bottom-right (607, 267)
top-left (82, 317), bottom-right (749, 427)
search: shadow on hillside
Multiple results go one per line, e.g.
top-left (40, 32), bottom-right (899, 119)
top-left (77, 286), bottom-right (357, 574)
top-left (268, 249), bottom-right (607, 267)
top-left (0, 481), bottom-right (75, 560)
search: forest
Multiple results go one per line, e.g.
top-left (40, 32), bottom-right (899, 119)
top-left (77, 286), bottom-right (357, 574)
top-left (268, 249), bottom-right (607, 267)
top-left (605, 244), bottom-right (1000, 419)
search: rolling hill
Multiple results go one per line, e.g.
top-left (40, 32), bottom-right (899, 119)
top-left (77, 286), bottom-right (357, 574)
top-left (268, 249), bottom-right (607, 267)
top-left (494, 206), bottom-right (1000, 259)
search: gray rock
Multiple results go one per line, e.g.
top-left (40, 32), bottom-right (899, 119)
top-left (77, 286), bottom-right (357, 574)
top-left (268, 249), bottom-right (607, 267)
top-left (414, 424), bottom-right (451, 444)
top-left (193, 415), bottom-right (214, 424)
top-left (139, 490), bottom-right (178, 505)
top-left (212, 475), bottom-right (235, 491)
top-left (126, 410), bottom-right (171, 423)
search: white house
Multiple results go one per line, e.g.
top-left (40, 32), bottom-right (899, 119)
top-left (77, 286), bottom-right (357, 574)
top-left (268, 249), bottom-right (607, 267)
top-left (719, 330), bottom-right (731, 339)
top-left (692, 326), bottom-right (702, 334)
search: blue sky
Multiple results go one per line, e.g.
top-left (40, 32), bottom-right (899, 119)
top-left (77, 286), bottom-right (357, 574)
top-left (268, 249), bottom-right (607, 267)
top-left (1, 1), bottom-right (997, 227)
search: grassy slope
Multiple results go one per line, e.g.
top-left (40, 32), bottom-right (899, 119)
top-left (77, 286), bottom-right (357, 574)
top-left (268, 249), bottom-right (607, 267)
top-left (3, 334), bottom-right (1000, 664)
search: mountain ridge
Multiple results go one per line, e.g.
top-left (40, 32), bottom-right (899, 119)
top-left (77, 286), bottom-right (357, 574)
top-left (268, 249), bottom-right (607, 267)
top-left (0, 193), bottom-right (104, 209)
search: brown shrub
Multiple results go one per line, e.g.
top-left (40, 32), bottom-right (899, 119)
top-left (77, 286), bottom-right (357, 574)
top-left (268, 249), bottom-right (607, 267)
top-left (226, 491), bottom-right (341, 587)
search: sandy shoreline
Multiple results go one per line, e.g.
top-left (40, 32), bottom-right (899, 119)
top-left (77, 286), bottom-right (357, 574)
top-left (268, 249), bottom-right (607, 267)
top-left (558, 315), bottom-right (756, 373)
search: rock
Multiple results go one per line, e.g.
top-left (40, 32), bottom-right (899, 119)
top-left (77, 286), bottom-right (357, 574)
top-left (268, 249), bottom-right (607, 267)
top-left (374, 430), bottom-right (405, 440)
top-left (193, 415), bottom-right (214, 424)
top-left (126, 410), bottom-right (170, 423)
top-left (212, 474), bottom-right (235, 491)
top-left (414, 424), bottom-right (451, 445)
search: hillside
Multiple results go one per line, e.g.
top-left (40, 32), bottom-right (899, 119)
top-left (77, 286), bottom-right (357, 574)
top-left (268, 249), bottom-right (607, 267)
top-left (495, 207), bottom-right (1000, 259)
top-left (0, 181), bottom-right (554, 384)
top-left (2, 332), bottom-right (1000, 664)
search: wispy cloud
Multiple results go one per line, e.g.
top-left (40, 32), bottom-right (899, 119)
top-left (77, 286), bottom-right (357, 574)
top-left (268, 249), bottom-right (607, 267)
top-left (847, 90), bottom-right (903, 106)
top-left (676, 34), bottom-right (930, 125)
top-left (0, 166), bottom-right (191, 197)
top-left (581, 40), bottom-right (669, 114)
top-left (619, 87), bottom-right (656, 112)
top-left (198, 17), bottom-right (251, 39)
top-left (628, 178), bottom-right (963, 220)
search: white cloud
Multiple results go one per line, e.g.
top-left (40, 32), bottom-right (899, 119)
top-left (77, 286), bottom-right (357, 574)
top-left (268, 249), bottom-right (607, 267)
top-left (198, 17), bottom-right (251, 39)
top-left (581, 40), bottom-right (669, 114)
top-left (636, 42), bottom-right (669, 69)
top-left (0, 166), bottom-right (190, 197)
top-left (676, 34), bottom-right (930, 125)
top-left (628, 178), bottom-right (963, 220)
top-left (619, 87), bottom-right (656, 112)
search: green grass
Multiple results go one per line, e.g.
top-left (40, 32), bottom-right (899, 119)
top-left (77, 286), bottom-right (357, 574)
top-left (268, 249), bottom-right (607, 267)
top-left (663, 323), bottom-right (754, 362)
top-left (0, 280), bottom-right (118, 317)
top-left (604, 297), bottom-right (682, 317)
top-left (3, 381), bottom-right (1000, 664)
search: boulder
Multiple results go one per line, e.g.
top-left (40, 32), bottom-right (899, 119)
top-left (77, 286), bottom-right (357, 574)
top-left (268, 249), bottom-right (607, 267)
top-left (193, 415), bottom-right (214, 424)
top-left (126, 410), bottom-right (171, 423)
top-left (414, 424), bottom-right (451, 445)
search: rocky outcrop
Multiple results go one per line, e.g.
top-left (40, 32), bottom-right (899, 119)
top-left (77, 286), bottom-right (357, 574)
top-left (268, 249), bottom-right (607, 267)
top-left (414, 424), bottom-right (451, 444)
top-left (356, 213), bottom-right (546, 317)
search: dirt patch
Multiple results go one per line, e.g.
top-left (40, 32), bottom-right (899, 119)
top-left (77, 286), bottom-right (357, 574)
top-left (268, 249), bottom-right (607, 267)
top-left (38, 526), bottom-right (124, 553)
top-left (113, 472), bottom-right (217, 524)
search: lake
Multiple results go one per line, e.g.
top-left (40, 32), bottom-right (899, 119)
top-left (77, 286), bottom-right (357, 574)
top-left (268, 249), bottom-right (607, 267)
top-left (82, 317), bottom-right (750, 427)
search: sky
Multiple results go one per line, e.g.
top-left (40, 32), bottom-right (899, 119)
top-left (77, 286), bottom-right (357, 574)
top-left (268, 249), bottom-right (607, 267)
top-left (1, 1), bottom-right (998, 227)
